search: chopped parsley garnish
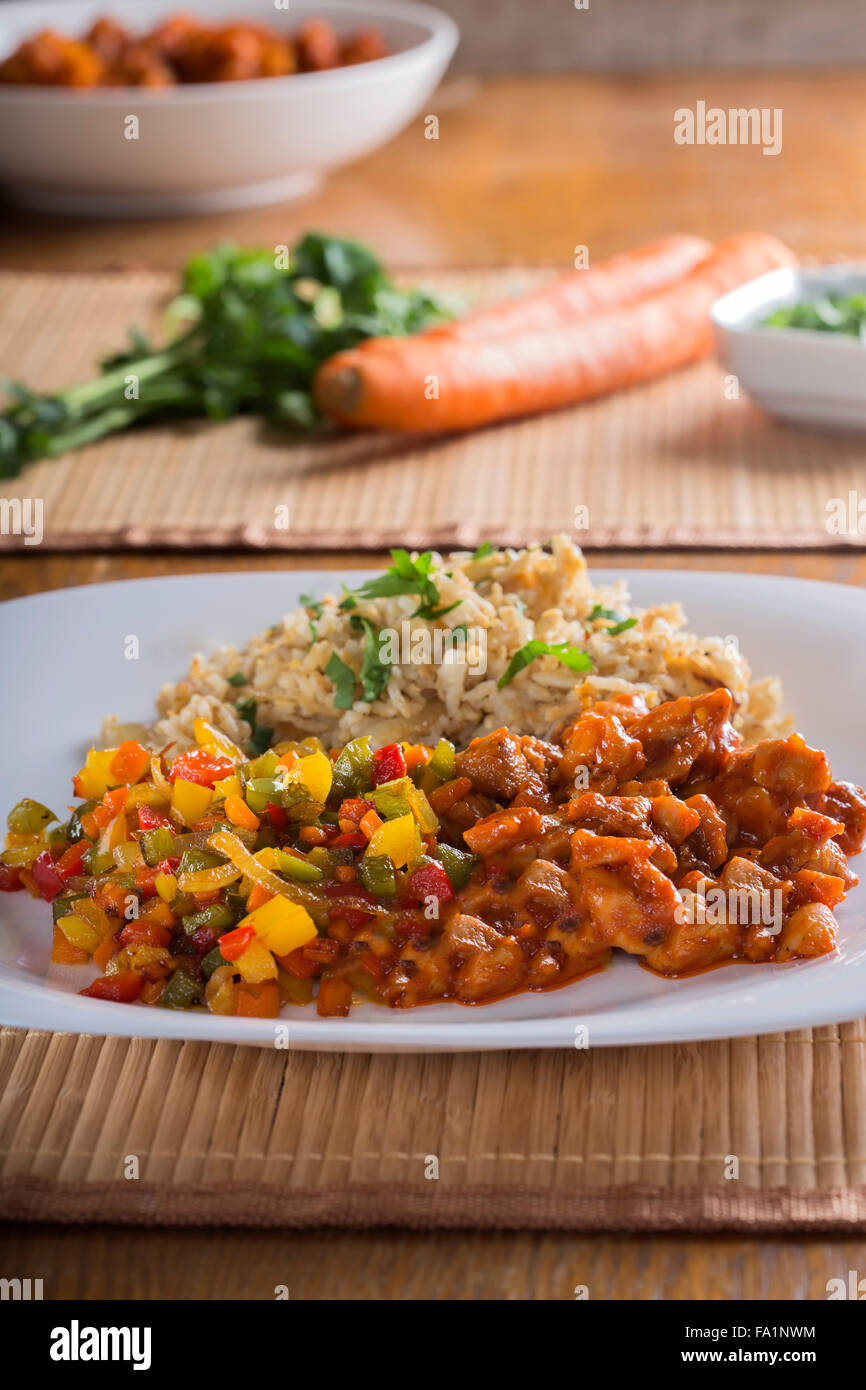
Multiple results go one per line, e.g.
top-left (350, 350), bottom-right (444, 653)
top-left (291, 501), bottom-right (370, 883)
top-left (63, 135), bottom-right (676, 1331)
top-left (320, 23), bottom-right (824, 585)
top-left (226, 671), bottom-right (247, 687)
top-left (235, 697), bottom-right (258, 725)
top-left (325, 652), bottom-right (357, 710)
top-left (350, 616), bottom-right (393, 702)
top-left (471, 541), bottom-right (496, 560)
top-left (339, 548), bottom-right (460, 622)
top-left (249, 724), bottom-right (275, 756)
top-left (234, 696), bottom-right (275, 756)
top-left (299, 592), bottom-right (325, 643)
top-left (497, 640), bottom-right (593, 690)
top-left (588, 604), bottom-right (637, 637)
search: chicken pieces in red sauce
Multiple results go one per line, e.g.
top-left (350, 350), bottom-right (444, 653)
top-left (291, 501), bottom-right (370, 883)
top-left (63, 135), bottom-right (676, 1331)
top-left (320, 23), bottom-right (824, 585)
top-left (368, 690), bottom-right (864, 1009)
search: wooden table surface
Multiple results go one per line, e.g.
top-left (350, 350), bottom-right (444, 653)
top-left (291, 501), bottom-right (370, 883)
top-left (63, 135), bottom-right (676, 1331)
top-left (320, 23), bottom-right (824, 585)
top-left (3, 72), bottom-right (866, 272)
top-left (2, 72), bottom-right (865, 1300)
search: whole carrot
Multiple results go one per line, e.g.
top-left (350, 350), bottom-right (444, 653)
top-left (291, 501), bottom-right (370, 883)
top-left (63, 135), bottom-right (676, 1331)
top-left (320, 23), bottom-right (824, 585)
top-left (447, 233), bottom-right (711, 340)
top-left (314, 232), bottom-right (796, 433)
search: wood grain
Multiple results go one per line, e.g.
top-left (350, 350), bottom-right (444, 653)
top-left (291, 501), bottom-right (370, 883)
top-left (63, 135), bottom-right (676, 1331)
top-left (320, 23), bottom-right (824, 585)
top-left (2, 74), bottom-right (865, 274)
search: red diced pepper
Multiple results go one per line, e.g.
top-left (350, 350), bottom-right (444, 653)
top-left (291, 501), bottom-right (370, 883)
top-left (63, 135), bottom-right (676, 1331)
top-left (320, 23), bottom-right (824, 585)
top-left (265, 801), bottom-right (288, 832)
top-left (54, 840), bottom-right (89, 882)
top-left (372, 743), bottom-right (406, 787)
top-left (408, 861), bottom-right (455, 904)
top-left (79, 972), bottom-right (145, 1004)
top-left (330, 831), bottom-right (367, 849)
top-left (156, 857), bottom-right (181, 874)
top-left (168, 748), bottom-right (234, 788)
top-left (188, 926), bottom-right (216, 954)
top-left (277, 948), bottom-right (320, 979)
top-left (338, 798), bottom-right (375, 825)
top-left (92, 786), bottom-right (128, 829)
top-left (218, 923), bottom-right (256, 961)
top-left (118, 919), bottom-right (171, 949)
top-left (0, 863), bottom-right (22, 892)
top-left (31, 850), bottom-right (65, 902)
top-left (138, 804), bottom-right (173, 831)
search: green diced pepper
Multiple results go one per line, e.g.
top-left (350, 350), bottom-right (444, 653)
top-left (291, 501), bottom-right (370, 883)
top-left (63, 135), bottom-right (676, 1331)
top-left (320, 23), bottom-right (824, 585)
top-left (245, 776), bottom-right (281, 813)
top-left (248, 750), bottom-right (280, 779)
top-left (52, 892), bottom-right (88, 924)
top-left (426, 739), bottom-right (456, 782)
top-left (306, 846), bottom-right (337, 877)
top-left (159, 968), bottom-right (204, 1010)
top-left (275, 849), bottom-right (323, 884)
top-left (178, 847), bottom-right (225, 876)
top-left (434, 843), bottom-right (480, 892)
top-left (357, 854), bottom-right (397, 899)
top-left (181, 902), bottom-right (236, 935)
top-left (201, 946), bottom-right (229, 980)
top-left (330, 736), bottom-right (375, 799)
top-left (82, 843), bottom-right (115, 876)
top-left (7, 798), bottom-right (57, 835)
top-left (138, 826), bottom-right (176, 867)
top-left (371, 777), bottom-right (413, 820)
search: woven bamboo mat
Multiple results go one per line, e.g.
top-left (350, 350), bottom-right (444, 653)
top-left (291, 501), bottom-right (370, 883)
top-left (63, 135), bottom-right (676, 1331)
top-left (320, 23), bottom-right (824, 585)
top-left (3, 1023), bottom-right (866, 1231)
top-left (0, 268), bottom-right (864, 554)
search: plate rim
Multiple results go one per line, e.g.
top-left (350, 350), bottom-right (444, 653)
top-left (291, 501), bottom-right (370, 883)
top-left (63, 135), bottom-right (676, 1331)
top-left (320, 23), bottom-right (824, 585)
top-left (2, 564), bottom-right (865, 1050)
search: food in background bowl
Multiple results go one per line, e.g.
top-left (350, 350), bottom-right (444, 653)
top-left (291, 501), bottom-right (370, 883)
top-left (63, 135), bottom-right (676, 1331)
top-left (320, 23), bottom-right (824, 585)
top-left (0, 0), bottom-right (459, 214)
top-left (0, 12), bottom-right (389, 87)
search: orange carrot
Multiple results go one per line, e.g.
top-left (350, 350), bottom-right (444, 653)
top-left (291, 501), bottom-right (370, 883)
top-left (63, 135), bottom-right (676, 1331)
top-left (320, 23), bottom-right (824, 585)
top-left (446, 233), bottom-right (712, 340)
top-left (314, 232), bottom-right (796, 434)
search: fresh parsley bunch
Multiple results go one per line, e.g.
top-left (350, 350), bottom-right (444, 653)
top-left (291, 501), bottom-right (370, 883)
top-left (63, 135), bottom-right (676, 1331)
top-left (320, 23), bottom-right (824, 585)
top-left (0, 233), bottom-right (452, 477)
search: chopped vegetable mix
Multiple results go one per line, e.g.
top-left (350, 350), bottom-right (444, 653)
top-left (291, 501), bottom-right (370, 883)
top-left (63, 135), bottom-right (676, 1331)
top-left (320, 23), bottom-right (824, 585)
top-left (2, 725), bottom-right (487, 1017)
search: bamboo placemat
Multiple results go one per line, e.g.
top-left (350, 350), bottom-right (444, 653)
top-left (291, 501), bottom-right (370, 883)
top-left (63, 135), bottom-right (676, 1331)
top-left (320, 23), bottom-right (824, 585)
top-left (0, 268), bottom-right (864, 554)
top-left (3, 1023), bottom-right (866, 1231)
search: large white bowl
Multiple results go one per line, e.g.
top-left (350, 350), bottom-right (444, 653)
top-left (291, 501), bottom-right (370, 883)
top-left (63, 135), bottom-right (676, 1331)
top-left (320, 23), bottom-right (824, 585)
top-left (0, 0), bottom-right (458, 215)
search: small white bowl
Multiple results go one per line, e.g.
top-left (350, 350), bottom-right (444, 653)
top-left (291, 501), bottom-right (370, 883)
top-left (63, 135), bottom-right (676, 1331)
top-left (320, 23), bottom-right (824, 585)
top-left (0, 0), bottom-right (458, 216)
top-left (712, 264), bottom-right (866, 433)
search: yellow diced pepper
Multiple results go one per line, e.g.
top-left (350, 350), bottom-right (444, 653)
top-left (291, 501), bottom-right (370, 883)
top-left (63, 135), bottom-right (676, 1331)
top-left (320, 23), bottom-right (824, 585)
top-left (408, 785), bottom-right (439, 835)
top-left (241, 894), bottom-right (318, 957)
top-left (73, 747), bottom-right (119, 800)
top-left (155, 871), bottom-right (178, 903)
top-left (193, 718), bottom-right (244, 761)
top-left (213, 774), bottom-right (242, 800)
top-left (57, 913), bottom-right (102, 954)
top-left (286, 750), bottom-right (332, 804)
top-left (101, 810), bottom-right (130, 852)
top-left (254, 846), bottom-right (278, 871)
top-left (170, 778), bottom-right (213, 827)
top-left (365, 812), bottom-right (422, 870)
top-left (234, 936), bottom-right (279, 984)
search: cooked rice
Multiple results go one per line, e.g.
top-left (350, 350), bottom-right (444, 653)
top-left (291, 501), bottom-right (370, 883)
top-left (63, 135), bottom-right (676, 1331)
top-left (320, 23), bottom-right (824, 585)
top-left (105, 536), bottom-right (791, 755)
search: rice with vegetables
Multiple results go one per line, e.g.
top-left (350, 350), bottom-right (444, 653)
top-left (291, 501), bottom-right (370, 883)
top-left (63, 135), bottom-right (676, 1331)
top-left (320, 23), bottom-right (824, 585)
top-left (129, 536), bottom-right (788, 755)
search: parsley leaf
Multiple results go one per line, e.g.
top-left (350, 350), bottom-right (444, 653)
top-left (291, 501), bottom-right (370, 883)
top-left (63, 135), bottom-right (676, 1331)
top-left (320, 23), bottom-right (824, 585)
top-left (497, 640), bottom-right (593, 690)
top-left (588, 604), bottom-right (637, 637)
top-left (250, 724), bottom-right (274, 756)
top-left (471, 541), bottom-right (495, 560)
top-left (299, 592), bottom-right (324, 643)
top-left (340, 548), bottom-right (461, 622)
top-left (351, 616), bottom-right (393, 703)
top-left (226, 671), bottom-right (247, 687)
top-left (234, 696), bottom-right (274, 755)
top-left (235, 697), bottom-right (258, 726)
top-left (325, 652), bottom-right (356, 710)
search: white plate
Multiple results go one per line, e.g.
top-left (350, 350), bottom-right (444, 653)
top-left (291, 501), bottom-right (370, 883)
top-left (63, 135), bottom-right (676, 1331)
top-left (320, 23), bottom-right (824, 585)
top-left (712, 264), bottom-right (866, 432)
top-left (1, 568), bottom-right (865, 1050)
top-left (0, 0), bottom-right (458, 215)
